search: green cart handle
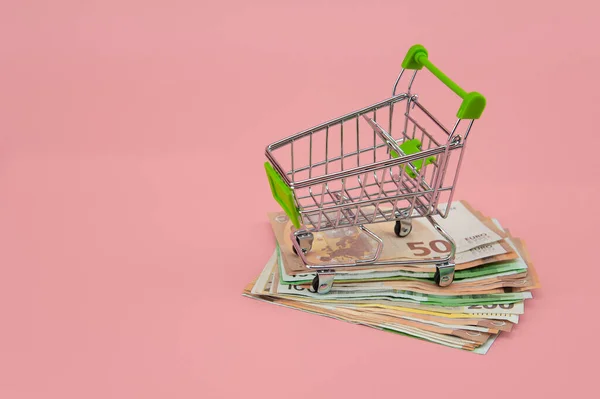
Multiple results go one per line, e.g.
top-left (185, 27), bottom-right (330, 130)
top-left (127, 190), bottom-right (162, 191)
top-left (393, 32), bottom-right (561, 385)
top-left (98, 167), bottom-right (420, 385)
top-left (401, 44), bottom-right (486, 120)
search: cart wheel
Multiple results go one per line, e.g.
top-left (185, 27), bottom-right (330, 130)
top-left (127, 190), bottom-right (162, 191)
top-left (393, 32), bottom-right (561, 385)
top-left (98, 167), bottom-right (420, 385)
top-left (433, 269), bottom-right (441, 285)
top-left (312, 271), bottom-right (335, 294)
top-left (394, 220), bottom-right (412, 237)
top-left (292, 231), bottom-right (314, 255)
top-left (311, 276), bottom-right (319, 292)
top-left (434, 262), bottom-right (455, 287)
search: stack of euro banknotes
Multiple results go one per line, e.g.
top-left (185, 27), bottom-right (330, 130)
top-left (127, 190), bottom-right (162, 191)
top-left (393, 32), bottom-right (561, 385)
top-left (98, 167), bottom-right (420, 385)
top-left (243, 201), bottom-right (539, 354)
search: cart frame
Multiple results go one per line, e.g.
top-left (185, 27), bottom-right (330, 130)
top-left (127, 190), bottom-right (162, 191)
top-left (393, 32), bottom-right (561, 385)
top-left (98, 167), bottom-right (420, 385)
top-left (265, 44), bottom-right (486, 293)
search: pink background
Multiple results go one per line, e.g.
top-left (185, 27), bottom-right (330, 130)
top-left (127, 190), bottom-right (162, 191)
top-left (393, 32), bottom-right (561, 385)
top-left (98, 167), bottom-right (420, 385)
top-left (1, 1), bottom-right (598, 398)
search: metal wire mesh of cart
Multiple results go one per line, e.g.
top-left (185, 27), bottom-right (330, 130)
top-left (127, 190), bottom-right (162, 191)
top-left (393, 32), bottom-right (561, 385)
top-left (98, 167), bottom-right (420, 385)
top-left (265, 94), bottom-right (471, 233)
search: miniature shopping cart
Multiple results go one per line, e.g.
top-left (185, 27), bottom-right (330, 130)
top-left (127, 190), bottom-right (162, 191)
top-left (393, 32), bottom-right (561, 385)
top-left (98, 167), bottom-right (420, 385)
top-left (264, 44), bottom-right (486, 294)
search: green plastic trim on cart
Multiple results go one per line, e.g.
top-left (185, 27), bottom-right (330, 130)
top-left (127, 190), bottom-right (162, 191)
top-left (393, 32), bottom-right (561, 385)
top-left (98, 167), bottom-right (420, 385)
top-left (264, 162), bottom-right (302, 228)
top-left (401, 44), bottom-right (486, 120)
top-left (390, 139), bottom-right (436, 178)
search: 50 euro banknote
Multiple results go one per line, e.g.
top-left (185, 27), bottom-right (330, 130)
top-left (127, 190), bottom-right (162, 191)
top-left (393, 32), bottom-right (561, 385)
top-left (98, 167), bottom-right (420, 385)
top-left (279, 234), bottom-right (538, 298)
top-left (270, 201), bottom-right (518, 276)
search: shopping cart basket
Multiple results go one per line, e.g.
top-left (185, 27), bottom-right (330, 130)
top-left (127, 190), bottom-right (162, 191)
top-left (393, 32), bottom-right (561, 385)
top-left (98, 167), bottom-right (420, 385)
top-left (264, 44), bottom-right (486, 294)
